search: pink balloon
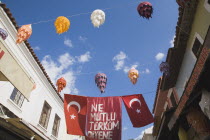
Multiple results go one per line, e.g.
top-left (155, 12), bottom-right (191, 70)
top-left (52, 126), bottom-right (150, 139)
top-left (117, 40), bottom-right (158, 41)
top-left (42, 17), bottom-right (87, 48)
top-left (95, 73), bottom-right (107, 93)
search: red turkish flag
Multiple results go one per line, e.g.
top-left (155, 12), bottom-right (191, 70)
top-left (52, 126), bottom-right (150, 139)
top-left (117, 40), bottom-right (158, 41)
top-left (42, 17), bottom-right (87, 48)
top-left (122, 94), bottom-right (154, 127)
top-left (64, 94), bottom-right (87, 135)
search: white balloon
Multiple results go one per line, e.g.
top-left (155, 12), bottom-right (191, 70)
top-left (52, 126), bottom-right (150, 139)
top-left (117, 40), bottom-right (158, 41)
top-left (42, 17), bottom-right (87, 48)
top-left (91, 9), bottom-right (105, 28)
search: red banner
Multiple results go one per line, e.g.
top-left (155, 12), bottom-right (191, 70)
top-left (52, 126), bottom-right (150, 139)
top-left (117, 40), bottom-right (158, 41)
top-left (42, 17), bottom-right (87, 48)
top-left (122, 94), bottom-right (154, 127)
top-left (64, 94), bottom-right (87, 136)
top-left (86, 96), bottom-right (122, 140)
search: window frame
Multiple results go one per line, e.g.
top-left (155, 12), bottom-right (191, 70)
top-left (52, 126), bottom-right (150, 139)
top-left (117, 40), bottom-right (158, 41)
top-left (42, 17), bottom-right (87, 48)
top-left (170, 93), bottom-right (177, 107)
top-left (191, 33), bottom-right (204, 59)
top-left (51, 114), bottom-right (61, 137)
top-left (39, 101), bottom-right (52, 129)
top-left (10, 88), bottom-right (25, 108)
top-left (192, 38), bottom-right (202, 58)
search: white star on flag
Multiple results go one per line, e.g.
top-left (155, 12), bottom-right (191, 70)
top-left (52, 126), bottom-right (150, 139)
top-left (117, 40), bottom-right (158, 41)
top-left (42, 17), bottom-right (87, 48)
top-left (70, 114), bottom-right (76, 119)
top-left (136, 109), bottom-right (141, 114)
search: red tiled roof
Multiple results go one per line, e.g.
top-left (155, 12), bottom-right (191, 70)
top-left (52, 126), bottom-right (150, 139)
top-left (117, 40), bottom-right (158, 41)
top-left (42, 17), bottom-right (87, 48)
top-left (153, 77), bottom-right (162, 113)
top-left (161, 1), bottom-right (198, 90)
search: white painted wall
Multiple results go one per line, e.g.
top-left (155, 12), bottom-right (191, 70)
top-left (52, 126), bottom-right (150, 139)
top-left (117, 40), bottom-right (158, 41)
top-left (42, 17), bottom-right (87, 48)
top-left (0, 6), bottom-right (83, 140)
top-left (175, 33), bottom-right (204, 99)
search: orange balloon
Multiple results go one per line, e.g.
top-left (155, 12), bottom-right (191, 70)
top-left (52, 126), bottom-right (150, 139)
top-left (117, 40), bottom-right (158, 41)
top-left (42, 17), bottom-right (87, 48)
top-left (128, 67), bottom-right (139, 85)
top-left (56, 77), bottom-right (67, 93)
top-left (16, 24), bottom-right (32, 44)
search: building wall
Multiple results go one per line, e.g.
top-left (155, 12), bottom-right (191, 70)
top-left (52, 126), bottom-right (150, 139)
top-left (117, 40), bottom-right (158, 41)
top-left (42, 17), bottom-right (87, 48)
top-left (142, 133), bottom-right (154, 140)
top-left (175, 0), bottom-right (210, 99)
top-left (0, 6), bottom-right (82, 140)
top-left (153, 89), bottom-right (169, 117)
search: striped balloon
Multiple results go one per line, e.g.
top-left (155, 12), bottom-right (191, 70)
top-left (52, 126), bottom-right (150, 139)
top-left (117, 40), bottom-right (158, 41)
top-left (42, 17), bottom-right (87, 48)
top-left (95, 73), bottom-right (107, 93)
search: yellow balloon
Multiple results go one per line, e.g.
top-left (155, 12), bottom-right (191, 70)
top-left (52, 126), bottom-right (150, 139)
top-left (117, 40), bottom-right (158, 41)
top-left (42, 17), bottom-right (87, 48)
top-left (54, 16), bottom-right (70, 34)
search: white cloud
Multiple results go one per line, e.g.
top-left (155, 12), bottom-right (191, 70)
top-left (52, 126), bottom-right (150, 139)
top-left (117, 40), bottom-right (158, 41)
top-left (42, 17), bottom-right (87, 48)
top-left (78, 36), bottom-right (87, 42)
top-left (141, 68), bottom-right (150, 74)
top-left (170, 35), bottom-right (175, 47)
top-left (41, 55), bottom-right (63, 82)
top-left (123, 66), bottom-right (130, 73)
top-left (112, 52), bottom-right (141, 75)
top-left (58, 53), bottom-right (75, 69)
top-left (123, 127), bottom-right (128, 131)
top-left (123, 64), bottom-right (138, 73)
top-left (155, 53), bottom-right (165, 61)
top-left (135, 126), bottom-right (153, 140)
top-left (145, 68), bottom-right (150, 74)
top-left (77, 51), bottom-right (91, 63)
top-left (113, 51), bottom-right (127, 70)
top-left (33, 46), bottom-right (40, 51)
top-left (64, 38), bottom-right (73, 48)
top-left (41, 53), bottom-right (78, 97)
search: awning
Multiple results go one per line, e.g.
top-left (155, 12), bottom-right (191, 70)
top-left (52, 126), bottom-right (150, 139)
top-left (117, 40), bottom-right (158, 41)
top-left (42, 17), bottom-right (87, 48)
top-left (0, 117), bottom-right (51, 140)
top-left (0, 41), bottom-right (34, 100)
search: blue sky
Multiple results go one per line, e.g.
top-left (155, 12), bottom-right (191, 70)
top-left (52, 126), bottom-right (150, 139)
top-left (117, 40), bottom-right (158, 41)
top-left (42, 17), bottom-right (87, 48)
top-left (5, 0), bottom-right (178, 139)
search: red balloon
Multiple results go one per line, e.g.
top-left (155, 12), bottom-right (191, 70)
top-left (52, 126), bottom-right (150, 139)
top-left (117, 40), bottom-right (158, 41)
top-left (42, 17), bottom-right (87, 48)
top-left (137, 2), bottom-right (153, 19)
top-left (56, 77), bottom-right (66, 93)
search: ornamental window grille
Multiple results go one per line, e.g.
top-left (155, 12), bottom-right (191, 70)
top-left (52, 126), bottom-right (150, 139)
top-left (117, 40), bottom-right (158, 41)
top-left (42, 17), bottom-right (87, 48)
top-left (39, 101), bottom-right (51, 129)
top-left (52, 114), bottom-right (60, 137)
top-left (10, 88), bottom-right (25, 108)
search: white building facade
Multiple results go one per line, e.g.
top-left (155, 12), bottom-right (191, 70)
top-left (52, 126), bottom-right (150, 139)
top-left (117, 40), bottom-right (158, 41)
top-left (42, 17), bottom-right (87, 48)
top-left (0, 3), bottom-right (83, 140)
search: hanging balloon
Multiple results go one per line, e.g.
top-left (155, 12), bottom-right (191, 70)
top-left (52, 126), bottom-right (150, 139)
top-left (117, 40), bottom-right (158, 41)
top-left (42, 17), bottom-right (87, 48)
top-left (32, 84), bottom-right (36, 91)
top-left (176, 0), bottom-right (190, 8)
top-left (95, 73), bottom-right (107, 93)
top-left (16, 24), bottom-right (32, 44)
top-left (56, 77), bottom-right (67, 93)
top-left (54, 16), bottom-right (70, 34)
top-left (159, 62), bottom-right (170, 76)
top-left (90, 9), bottom-right (105, 28)
top-left (128, 67), bottom-right (139, 85)
top-left (0, 28), bottom-right (8, 40)
top-left (137, 2), bottom-right (153, 19)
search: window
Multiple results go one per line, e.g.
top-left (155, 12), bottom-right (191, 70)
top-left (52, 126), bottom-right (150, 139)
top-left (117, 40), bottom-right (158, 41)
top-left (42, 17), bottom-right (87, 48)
top-left (192, 38), bottom-right (202, 58)
top-left (39, 101), bottom-right (51, 129)
top-left (10, 88), bottom-right (25, 108)
top-left (170, 94), bottom-right (177, 107)
top-left (52, 114), bottom-right (60, 137)
top-left (205, 0), bottom-right (210, 12)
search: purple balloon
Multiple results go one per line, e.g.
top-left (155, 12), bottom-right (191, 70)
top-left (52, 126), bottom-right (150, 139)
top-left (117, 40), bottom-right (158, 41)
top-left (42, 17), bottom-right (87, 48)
top-left (0, 28), bottom-right (8, 40)
top-left (95, 73), bottom-right (107, 93)
top-left (159, 62), bottom-right (170, 76)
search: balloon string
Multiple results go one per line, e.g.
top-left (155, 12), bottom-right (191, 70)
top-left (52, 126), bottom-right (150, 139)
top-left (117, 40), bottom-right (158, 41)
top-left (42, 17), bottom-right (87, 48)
top-left (24, 1), bottom-right (141, 25)
top-left (73, 62), bottom-right (159, 76)
top-left (177, 25), bottom-right (190, 36)
top-left (99, 87), bottom-right (185, 97)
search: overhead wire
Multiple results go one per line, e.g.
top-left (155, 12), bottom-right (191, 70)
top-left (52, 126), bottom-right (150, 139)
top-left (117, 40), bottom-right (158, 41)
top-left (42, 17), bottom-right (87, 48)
top-left (25, 1), bottom-right (141, 25)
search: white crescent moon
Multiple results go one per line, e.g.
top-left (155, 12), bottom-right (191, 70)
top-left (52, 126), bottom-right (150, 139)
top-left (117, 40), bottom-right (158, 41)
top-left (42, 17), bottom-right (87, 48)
top-left (67, 101), bottom-right (81, 113)
top-left (129, 98), bottom-right (141, 108)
